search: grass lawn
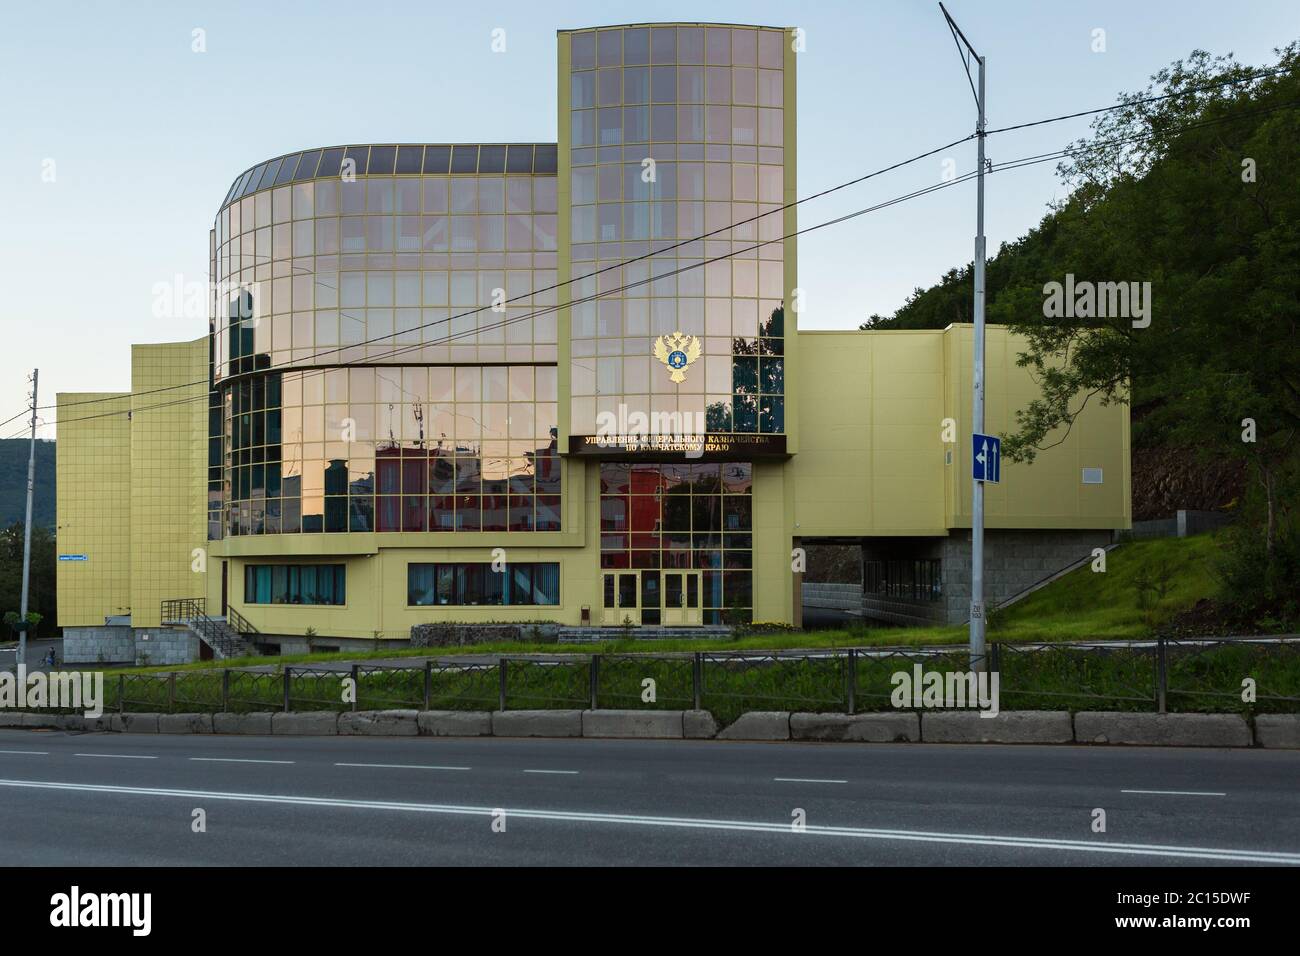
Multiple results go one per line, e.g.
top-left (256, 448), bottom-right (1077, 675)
top-left (989, 533), bottom-right (1221, 640)
top-left (115, 533), bottom-right (1226, 676)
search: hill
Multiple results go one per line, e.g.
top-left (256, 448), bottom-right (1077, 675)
top-left (0, 439), bottom-right (55, 529)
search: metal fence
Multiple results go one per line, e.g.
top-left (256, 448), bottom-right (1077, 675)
top-left (84, 636), bottom-right (1300, 722)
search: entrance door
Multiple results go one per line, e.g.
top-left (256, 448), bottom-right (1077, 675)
top-left (221, 560), bottom-right (228, 616)
top-left (602, 571), bottom-right (640, 625)
top-left (640, 571), bottom-right (660, 626)
top-left (663, 571), bottom-right (703, 626)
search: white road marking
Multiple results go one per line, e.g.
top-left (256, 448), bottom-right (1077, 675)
top-left (0, 777), bottom-right (1294, 865)
top-left (191, 757), bottom-right (296, 765)
top-left (0, 750), bottom-right (48, 756)
top-left (335, 763), bottom-right (470, 771)
top-left (1122, 789), bottom-right (1227, 797)
top-left (73, 754), bottom-right (157, 760)
top-left (774, 777), bottom-right (847, 784)
top-left (523, 769), bottom-right (579, 775)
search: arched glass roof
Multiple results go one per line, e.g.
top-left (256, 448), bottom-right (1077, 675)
top-left (219, 143), bottom-right (558, 210)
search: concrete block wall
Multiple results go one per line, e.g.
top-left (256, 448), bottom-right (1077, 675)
top-left (859, 530), bottom-right (1113, 626)
top-left (134, 628), bottom-right (201, 666)
top-left (62, 625), bottom-right (199, 666)
top-left (800, 583), bottom-right (863, 612)
top-left (63, 626), bottom-right (136, 664)
top-left (940, 530), bottom-right (1113, 624)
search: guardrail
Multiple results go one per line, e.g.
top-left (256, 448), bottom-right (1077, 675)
top-left (86, 636), bottom-right (1300, 724)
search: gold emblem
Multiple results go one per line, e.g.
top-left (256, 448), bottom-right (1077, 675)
top-left (653, 332), bottom-right (701, 384)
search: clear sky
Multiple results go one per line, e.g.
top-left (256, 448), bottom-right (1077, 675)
top-left (2, 0), bottom-right (1296, 439)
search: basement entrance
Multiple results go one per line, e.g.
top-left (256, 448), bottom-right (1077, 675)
top-left (601, 570), bottom-right (702, 627)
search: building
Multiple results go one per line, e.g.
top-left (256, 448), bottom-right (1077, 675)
top-left (56, 22), bottom-right (1129, 663)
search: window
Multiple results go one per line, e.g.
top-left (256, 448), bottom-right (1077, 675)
top-left (408, 562), bottom-right (560, 606)
top-left (244, 564), bottom-right (346, 605)
top-left (864, 559), bottom-right (942, 602)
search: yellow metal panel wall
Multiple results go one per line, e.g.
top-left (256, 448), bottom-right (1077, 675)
top-left (55, 392), bottom-right (132, 626)
top-left (792, 326), bottom-right (1130, 536)
top-left (791, 331), bottom-right (948, 537)
top-left (129, 339), bottom-right (209, 627)
top-left (228, 544), bottom-right (596, 640)
top-left (943, 325), bottom-right (1131, 529)
top-left (752, 461), bottom-right (793, 623)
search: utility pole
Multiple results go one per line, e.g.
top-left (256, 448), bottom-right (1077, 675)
top-left (939, 4), bottom-right (989, 672)
top-left (19, 369), bottom-right (38, 669)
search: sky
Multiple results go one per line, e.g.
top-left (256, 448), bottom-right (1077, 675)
top-left (2, 0), bottom-right (1296, 440)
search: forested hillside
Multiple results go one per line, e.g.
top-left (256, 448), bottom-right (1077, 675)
top-left (862, 46), bottom-right (1300, 625)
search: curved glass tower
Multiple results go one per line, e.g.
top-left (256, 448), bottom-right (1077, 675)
top-left (208, 144), bottom-right (562, 537)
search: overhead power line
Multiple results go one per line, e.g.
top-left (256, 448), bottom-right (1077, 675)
top-left (40, 132), bottom-right (976, 413)
top-left (985, 64), bottom-right (1294, 136)
top-left (36, 86), bottom-right (1300, 426)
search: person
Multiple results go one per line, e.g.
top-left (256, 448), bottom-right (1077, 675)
top-left (43, 648), bottom-right (56, 668)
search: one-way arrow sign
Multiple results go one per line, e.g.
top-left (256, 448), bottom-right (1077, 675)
top-left (973, 433), bottom-right (1000, 483)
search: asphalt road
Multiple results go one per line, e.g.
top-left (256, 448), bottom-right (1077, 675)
top-left (0, 729), bottom-right (1297, 866)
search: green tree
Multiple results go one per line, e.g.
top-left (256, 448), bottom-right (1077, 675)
top-left (0, 522), bottom-right (58, 639)
top-left (861, 44), bottom-right (1300, 620)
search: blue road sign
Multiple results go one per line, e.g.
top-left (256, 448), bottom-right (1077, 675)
top-left (973, 433), bottom-right (1001, 483)
top-left (58, 554), bottom-right (88, 562)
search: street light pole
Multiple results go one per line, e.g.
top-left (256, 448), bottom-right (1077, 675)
top-left (939, 4), bottom-right (988, 672)
top-left (18, 369), bottom-right (38, 669)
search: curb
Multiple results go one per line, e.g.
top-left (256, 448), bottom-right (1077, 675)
top-left (791, 712), bottom-right (920, 743)
top-left (1, 708), bottom-right (1295, 747)
top-left (1074, 711), bottom-right (1252, 747)
top-left (921, 710), bottom-right (1073, 744)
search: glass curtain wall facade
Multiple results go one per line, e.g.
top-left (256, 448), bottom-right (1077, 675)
top-left (563, 24), bottom-right (788, 438)
top-left (599, 460), bottom-right (753, 623)
top-left (209, 145), bottom-right (562, 538)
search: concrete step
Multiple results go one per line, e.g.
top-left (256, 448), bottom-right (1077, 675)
top-left (557, 625), bottom-right (732, 644)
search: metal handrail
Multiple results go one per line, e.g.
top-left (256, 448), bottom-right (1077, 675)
top-left (160, 598), bottom-right (248, 659)
top-left (226, 607), bottom-right (258, 635)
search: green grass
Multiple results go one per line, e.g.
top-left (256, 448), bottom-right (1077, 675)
top-left (94, 640), bottom-right (1300, 724)
top-left (989, 533), bottom-right (1221, 640)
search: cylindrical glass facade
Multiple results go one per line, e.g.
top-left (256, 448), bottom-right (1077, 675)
top-left (208, 144), bottom-right (562, 537)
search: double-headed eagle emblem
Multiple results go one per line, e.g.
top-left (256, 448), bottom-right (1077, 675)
top-left (653, 332), bottom-right (701, 384)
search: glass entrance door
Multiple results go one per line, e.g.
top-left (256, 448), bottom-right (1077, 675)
top-left (662, 571), bottom-right (703, 626)
top-left (602, 570), bottom-right (702, 627)
top-left (602, 571), bottom-right (639, 625)
top-left (640, 571), bottom-right (660, 626)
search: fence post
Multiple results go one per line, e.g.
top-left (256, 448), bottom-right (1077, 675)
top-left (350, 664), bottom-right (359, 712)
top-left (498, 657), bottom-right (508, 712)
top-left (423, 660), bottom-right (432, 711)
top-left (990, 642), bottom-right (1001, 674)
top-left (118, 673), bottom-right (125, 714)
top-left (167, 673), bottom-right (176, 713)
top-left (221, 669), bottom-right (230, 712)
top-left (846, 649), bottom-right (856, 715)
top-left (692, 653), bottom-right (703, 711)
top-left (1156, 636), bottom-right (1167, 714)
top-left (283, 666), bottom-right (292, 712)
top-left (589, 654), bottom-right (600, 710)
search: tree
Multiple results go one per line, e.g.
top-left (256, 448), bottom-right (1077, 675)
top-left (0, 522), bottom-right (57, 639)
top-left (996, 47), bottom-right (1299, 563)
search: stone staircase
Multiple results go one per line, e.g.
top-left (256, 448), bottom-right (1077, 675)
top-left (161, 599), bottom-right (255, 659)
